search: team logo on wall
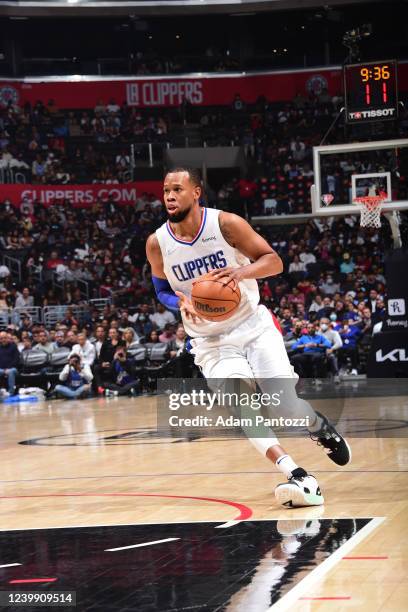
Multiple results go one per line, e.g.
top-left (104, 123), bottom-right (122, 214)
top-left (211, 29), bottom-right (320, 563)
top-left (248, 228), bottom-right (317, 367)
top-left (0, 85), bottom-right (19, 107)
top-left (306, 74), bottom-right (328, 96)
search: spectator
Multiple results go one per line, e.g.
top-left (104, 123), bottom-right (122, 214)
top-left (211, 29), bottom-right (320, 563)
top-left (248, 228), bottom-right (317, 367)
top-left (291, 322), bottom-right (331, 378)
top-left (122, 327), bottom-right (138, 349)
top-left (15, 287), bottom-right (34, 309)
top-left (92, 325), bottom-right (106, 357)
top-left (150, 302), bottom-right (176, 329)
top-left (63, 329), bottom-right (78, 349)
top-left (70, 332), bottom-right (96, 367)
top-left (0, 330), bottom-right (20, 396)
top-left (94, 327), bottom-right (125, 392)
top-left (319, 274), bottom-right (340, 296)
top-left (103, 347), bottom-right (139, 396)
top-left (318, 317), bottom-right (343, 382)
top-left (288, 255), bottom-right (306, 275)
top-left (159, 323), bottom-right (176, 344)
top-left (33, 330), bottom-right (54, 356)
top-left (337, 321), bottom-right (361, 375)
top-left (53, 330), bottom-right (66, 349)
top-left (54, 354), bottom-right (93, 399)
top-left (167, 325), bottom-right (194, 379)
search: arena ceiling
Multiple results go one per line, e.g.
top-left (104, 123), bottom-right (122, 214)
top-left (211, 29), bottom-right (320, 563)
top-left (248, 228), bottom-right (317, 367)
top-left (0, 0), bottom-right (386, 18)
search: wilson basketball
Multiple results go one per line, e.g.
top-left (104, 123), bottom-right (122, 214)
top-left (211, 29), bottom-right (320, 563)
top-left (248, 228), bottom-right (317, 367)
top-left (191, 273), bottom-right (241, 321)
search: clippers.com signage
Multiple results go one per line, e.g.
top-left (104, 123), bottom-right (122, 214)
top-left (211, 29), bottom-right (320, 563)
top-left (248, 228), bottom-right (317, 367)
top-left (0, 183), bottom-right (163, 206)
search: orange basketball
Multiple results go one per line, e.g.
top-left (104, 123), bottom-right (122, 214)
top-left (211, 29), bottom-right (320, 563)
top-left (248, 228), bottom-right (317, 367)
top-left (191, 273), bottom-right (241, 321)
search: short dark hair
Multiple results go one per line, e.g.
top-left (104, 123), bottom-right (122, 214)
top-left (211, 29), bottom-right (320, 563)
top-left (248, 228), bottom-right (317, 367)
top-left (165, 167), bottom-right (201, 187)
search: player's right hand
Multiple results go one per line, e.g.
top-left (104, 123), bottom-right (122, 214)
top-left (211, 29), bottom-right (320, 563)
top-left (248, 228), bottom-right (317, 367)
top-left (175, 291), bottom-right (203, 325)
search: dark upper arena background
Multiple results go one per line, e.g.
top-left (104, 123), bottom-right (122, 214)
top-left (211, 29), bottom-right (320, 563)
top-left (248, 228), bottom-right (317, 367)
top-left (0, 0), bottom-right (408, 395)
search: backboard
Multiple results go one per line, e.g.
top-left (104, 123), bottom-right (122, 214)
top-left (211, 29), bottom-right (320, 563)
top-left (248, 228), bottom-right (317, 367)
top-left (311, 138), bottom-right (408, 216)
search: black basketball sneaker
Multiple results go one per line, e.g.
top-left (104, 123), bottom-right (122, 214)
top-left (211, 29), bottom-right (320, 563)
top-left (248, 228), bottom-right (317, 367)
top-left (310, 410), bottom-right (351, 466)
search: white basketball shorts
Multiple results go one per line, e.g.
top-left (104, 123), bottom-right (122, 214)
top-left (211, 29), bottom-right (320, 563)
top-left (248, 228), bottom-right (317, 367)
top-left (190, 305), bottom-right (297, 380)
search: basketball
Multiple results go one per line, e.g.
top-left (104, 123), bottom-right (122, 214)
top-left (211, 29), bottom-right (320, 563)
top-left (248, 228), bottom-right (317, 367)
top-left (191, 273), bottom-right (241, 321)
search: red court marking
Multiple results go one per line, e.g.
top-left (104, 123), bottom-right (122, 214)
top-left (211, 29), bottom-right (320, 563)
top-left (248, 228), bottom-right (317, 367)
top-left (9, 578), bottom-right (57, 584)
top-left (343, 556), bottom-right (388, 560)
top-left (300, 597), bottom-right (351, 601)
top-left (0, 493), bottom-right (252, 521)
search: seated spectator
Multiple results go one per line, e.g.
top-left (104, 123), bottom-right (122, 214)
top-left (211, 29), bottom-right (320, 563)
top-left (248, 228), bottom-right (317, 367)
top-left (145, 330), bottom-right (160, 346)
top-left (0, 288), bottom-right (10, 313)
top-left (0, 330), bottom-right (20, 396)
top-left (63, 329), bottom-right (78, 349)
top-left (291, 322), bottom-right (331, 378)
top-left (340, 252), bottom-right (355, 274)
top-left (33, 330), bottom-right (54, 356)
top-left (337, 320), bottom-right (361, 375)
top-left (316, 296), bottom-right (334, 319)
top-left (133, 304), bottom-right (154, 338)
top-left (54, 354), bottom-right (93, 399)
top-left (284, 320), bottom-right (306, 353)
top-left (92, 325), bottom-right (106, 358)
top-left (319, 274), bottom-right (340, 296)
top-left (60, 308), bottom-right (79, 329)
top-left (122, 327), bottom-right (138, 349)
top-left (70, 332), bottom-right (96, 367)
top-left (20, 335), bottom-right (33, 353)
top-left (288, 254), bottom-right (306, 275)
top-left (280, 308), bottom-right (294, 334)
top-left (15, 287), bottom-right (34, 309)
top-left (103, 348), bottom-right (139, 396)
top-left (53, 330), bottom-right (66, 349)
top-left (19, 315), bottom-right (33, 333)
top-left (318, 317), bottom-right (343, 382)
top-left (150, 302), bottom-right (176, 329)
top-left (167, 325), bottom-right (195, 379)
top-left (94, 327), bottom-right (125, 392)
top-left (359, 307), bottom-right (373, 335)
top-left (308, 294), bottom-right (323, 315)
top-left (159, 323), bottom-right (176, 344)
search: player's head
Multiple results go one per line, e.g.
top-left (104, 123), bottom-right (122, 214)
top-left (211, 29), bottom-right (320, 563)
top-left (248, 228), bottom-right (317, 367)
top-left (163, 167), bottom-right (202, 223)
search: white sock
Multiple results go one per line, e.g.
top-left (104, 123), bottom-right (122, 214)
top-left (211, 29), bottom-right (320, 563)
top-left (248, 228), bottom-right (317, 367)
top-left (308, 413), bottom-right (324, 433)
top-left (276, 454), bottom-right (299, 478)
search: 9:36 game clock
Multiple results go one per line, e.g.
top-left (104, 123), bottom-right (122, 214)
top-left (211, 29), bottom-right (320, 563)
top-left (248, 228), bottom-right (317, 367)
top-left (344, 60), bottom-right (399, 123)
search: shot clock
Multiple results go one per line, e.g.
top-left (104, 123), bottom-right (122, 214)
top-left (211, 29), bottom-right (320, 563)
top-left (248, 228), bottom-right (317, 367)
top-left (344, 60), bottom-right (399, 123)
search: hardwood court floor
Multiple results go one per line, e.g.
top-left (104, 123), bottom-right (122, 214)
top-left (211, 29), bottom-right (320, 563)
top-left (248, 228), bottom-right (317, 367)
top-left (1, 391), bottom-right (407, 611)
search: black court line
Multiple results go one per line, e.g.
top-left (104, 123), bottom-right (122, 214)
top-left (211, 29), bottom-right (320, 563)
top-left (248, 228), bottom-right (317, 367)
top-left (1, 468), bottom-right (407, 485)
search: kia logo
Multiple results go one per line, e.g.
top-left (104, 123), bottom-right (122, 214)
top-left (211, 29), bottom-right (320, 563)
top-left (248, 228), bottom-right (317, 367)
top-left (376, 349), bottom-right (408, 362)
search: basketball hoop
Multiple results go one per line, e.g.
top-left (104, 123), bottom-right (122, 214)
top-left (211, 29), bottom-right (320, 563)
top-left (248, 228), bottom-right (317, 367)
top-left (353, 195), bottom-right (386, 228)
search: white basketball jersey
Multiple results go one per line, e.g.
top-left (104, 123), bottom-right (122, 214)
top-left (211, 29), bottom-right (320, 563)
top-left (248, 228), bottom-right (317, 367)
top-left (155, 207), bottom-right (260, 338)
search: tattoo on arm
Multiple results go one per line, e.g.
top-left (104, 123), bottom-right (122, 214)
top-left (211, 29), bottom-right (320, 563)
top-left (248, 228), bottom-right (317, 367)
top-left (219, 214), bottom-right (236, 248)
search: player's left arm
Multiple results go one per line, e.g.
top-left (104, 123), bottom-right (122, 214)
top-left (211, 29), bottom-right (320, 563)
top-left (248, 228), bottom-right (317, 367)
top-left (210, 212), bottom-right (283, 284)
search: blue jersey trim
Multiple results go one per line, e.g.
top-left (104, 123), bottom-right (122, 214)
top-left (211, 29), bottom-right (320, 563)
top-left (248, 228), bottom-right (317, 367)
top-left (166, 207), bottom-right (207, 246)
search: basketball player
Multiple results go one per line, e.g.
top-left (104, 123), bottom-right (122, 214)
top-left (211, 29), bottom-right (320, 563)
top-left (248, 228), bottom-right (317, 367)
top-left (146, 168), bottom-right (351, 507)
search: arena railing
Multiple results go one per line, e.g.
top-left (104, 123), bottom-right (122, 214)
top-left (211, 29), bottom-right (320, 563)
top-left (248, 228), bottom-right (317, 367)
top-left (0, 300), bottom-right (112, 330)
top-left (43, 305), bottom-right (91, 328)
top-left (1, 254), bottom-right (22, 283)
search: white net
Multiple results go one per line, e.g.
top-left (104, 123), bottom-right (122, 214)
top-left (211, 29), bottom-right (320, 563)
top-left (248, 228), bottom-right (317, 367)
top-left (354, 196), bottom-right (384, 228)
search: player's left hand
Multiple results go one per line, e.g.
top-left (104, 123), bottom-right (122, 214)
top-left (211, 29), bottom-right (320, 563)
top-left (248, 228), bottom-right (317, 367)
top-left (207, 267), bottom-right (244, 288)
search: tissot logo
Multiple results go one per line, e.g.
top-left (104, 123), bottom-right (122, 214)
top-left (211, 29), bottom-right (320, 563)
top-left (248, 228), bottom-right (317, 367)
top-left (349, 108), bottom-right (396, 120)
top-left (376, 348), bottom-right (408, 362)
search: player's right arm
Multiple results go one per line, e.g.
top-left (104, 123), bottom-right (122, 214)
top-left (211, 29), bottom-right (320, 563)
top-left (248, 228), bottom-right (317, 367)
top-left (146, 233), bottom-right (201, 323)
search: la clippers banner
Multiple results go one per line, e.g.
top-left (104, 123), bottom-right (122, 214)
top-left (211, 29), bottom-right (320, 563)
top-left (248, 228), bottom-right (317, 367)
top-left (0, 71), bottom-right (343, 109)
top-left (0, 183), bottom-right (163, 206)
